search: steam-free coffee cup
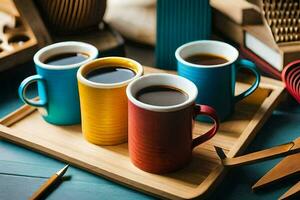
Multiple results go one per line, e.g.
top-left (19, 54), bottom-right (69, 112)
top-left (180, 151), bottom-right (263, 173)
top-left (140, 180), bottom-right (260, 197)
top-left (77, 57), bottom-right (143, 145)
top-left (176, 40), bottom-right (260, 121)
top-left (19, 41), bottom-right (98, 125)
top-left (126, 73), bottom-right (219, 173)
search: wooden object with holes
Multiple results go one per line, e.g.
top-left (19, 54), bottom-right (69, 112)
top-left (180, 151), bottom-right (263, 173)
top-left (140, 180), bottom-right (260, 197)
top-left (0, 0), bottom-right (51, 72)
top-left (0, 67), bottom-right (285, 199)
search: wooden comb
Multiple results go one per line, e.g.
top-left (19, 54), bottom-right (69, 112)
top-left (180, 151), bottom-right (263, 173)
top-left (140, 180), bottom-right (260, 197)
top-left (262, 0), bottom-right (300, 44)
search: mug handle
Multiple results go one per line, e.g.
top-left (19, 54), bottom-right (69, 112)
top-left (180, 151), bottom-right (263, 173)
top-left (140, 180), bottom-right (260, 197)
top-left (192, 104), bottom-right (219, 148)
top-left (18, 75), bottom-right (48, 107)
top-left (234, 59), bottom-right (261, 103)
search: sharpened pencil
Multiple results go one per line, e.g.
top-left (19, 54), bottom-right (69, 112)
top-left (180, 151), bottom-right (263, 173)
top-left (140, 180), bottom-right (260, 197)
top-left (30, 164), bottom-right (69, 200)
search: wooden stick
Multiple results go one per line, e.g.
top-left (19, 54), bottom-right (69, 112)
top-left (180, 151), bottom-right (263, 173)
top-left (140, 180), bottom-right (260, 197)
top-left (252, 154), bottom-right (300, 190)
top-left (215, 138), bottom-right (300, 167)
top-left (279, 181), bottom-right (300, 200)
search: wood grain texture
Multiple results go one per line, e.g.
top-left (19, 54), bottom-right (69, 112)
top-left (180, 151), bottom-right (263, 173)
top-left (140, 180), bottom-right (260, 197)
top-left (0, 67), bottom-right (285, 199)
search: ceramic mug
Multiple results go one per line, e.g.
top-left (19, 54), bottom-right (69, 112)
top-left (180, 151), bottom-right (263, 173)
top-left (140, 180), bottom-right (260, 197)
top-left (126, 73), bottom-right (219, 174)
top-left (176, 40), bottom-right (260, 121)
top-left (77, 57), bottom-right (143, 145)
top-left (18, 41), bottom-right (98, 125)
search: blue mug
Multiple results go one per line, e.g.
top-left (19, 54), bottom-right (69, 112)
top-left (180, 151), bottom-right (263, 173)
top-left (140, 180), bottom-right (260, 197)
top-left (176, 40), bottom-right (260, 121)
top-left (19, 41), bottom-right (98, 125)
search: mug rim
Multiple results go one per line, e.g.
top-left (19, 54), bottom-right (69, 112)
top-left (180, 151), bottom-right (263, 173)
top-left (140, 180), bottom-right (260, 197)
top-left (126, 73), bottom-right (198, 112)
top-left (33, 41), bottom-right (98, 70)
top-left (175, 40), bottom-right (239, 68)
top-left (77, 57), bottom-right (144, 89)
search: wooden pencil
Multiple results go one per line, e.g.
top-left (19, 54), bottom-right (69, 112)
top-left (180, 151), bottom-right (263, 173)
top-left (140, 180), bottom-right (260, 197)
top-left (29, 164), bottom-right (69, 200)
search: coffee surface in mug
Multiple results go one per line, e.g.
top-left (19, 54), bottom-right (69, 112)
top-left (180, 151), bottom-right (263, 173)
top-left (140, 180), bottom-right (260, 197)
top-left (44, 52), bottom-right (89, 66)
top-left (136, 85), bottom-right (188, 106)
top-left (85, 66), bottom-right (136, 84)
top-left (184, 53), bottom-right (228, 65)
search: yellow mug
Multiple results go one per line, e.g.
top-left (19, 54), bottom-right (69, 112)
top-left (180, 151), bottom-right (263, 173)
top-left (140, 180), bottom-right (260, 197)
top-left (77, 57), bottom-right (143, 145)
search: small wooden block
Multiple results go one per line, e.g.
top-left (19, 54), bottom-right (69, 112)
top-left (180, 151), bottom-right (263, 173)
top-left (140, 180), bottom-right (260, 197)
top-left (210, 0), bottom-right (262, 25)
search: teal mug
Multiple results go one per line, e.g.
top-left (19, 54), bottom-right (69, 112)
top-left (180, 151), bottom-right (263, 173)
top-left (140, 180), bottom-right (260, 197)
top-left (18, 41), bottom-right (98, 125)
top-left (176, 40), bottom-right (260, 121)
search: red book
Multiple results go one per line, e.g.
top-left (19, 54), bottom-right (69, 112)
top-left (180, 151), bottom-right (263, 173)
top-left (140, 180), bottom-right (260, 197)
top-left (239, 46), bottom-right (282, 80)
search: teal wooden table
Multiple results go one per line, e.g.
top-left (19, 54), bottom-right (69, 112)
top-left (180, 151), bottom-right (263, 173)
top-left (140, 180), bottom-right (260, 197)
top-left (0, 60), bottom-right (299, 200)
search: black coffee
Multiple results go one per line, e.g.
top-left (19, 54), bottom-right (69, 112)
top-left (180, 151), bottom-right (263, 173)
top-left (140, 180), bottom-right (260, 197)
top-left (85, 66), bottom-right (136, 84)
top-left (136, 86), bottom-right (188, 106)
top-left (44, 52), bottom-right (89, 65)
top-left (184, 53), bottom-right (228, 65)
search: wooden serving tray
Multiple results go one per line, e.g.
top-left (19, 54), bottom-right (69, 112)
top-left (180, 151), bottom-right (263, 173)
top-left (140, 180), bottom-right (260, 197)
top-left (0, 67), bottom-right (285, 199)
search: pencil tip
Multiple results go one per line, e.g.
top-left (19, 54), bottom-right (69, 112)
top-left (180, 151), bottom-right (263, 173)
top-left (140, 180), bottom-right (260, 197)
top-left (56, 164), bottom-right (69, 176)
